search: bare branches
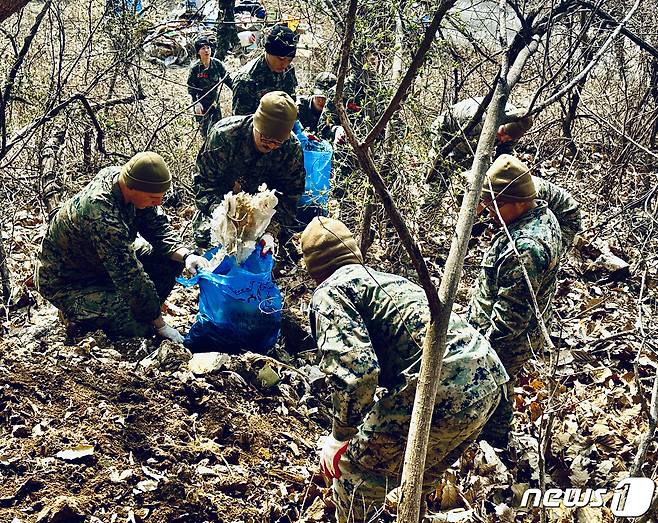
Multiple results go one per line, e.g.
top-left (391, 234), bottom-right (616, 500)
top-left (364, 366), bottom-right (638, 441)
top-left (360, 0), bottom-right (456, 148)
top-left (529, 0), bottom-right (642, 116)
top-left (0, 0), bottom-right (52, 154)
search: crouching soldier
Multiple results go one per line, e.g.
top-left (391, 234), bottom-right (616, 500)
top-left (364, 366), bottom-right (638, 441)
top-left (300, 217), bottom-right (509, 522)
top-left (36, 152), bottom-right (208, 342)
top-left (468, 155), bottom-right (563, 448)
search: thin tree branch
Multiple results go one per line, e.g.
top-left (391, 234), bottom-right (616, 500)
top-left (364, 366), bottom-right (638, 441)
top-left (360, 0), bottom-right (455, 147)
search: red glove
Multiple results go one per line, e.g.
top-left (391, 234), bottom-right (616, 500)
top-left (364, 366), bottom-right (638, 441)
top-left (347, 101), bottom-right (362, 112)
top-left (259, 234), bottom-right (275, 256)
top-left (318, 435), bottom-right (350, 479)
top-left (306, 133), bottom-right (320, 141)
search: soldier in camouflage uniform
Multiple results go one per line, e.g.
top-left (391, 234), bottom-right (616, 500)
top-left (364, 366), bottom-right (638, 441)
top-left (467, 155), bottom-right (563, 448)
top-left (456, 172), bottom-right (582, 253)
top-left (36, 152), bottom-right (208, 341)
top-left (187, 37), bottom-right (233, 138)
top-left (194, 91), bottom-right (304, 251)
top-left (296, 72), bottom-right (337, 134)
top-left (300, 217), bottom-right (509, 522)
top-left (428, 97), bottom-right (534, 203)
top-left (231, 24), bottom-right (298, 116)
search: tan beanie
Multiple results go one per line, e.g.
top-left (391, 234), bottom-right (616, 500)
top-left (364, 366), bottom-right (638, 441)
top-left (300, 217), bottom-right (363, 282)
top-left (253, 91), bottom-right (298, 142)
top-left (119, 151), bottom-right (171, 193)
top-left (482, 154), bottom-right (536, 202)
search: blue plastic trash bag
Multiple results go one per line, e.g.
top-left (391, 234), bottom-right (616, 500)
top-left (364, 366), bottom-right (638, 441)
top-left (178, 247), bottom-right (282, 354)
top-left (297, 138), bottom-right (332, 226)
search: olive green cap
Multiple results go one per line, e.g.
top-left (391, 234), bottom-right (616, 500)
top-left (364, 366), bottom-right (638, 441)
top-left (301, 217), bottom-right (363, 282)
top-left (253, 91), bottom-right (298, 142)
top-left (120, 152), bottom-right (171, 193)
top-left (482, 154), bottom-right (536, 202)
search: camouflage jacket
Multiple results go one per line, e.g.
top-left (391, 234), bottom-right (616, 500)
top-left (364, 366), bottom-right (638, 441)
top-left (37, 167), bottom-right (182, 322)
top-left (310, 264), bottom-right (509, 441)
top-left (534, 177), bottom-right (582, 251)
top-left (430, 97), bottom-right (524, 168)
top-left (231, 54), bottom-right (298, 116)
top-left (468, 202), bottom-right (562, 376)
top-left (195, 115), bottom-right (305, 233)
top-left (316, 78), bottom-right (371, 142)
top-left (187, 57), bottom-right (233, 114)
top-left (296, 95), bottom-right (322, 133)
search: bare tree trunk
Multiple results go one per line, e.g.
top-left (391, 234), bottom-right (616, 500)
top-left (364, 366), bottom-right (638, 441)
top-left (41, 126), bottom-right (67, 216)
top-left (0, 223), bottom-right (11, 305)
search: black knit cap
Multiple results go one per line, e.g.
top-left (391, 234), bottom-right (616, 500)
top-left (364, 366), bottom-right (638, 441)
top-left (194, 37), bottom-right (211, 54)
top-left (264, 25), bottom-right (298, 58)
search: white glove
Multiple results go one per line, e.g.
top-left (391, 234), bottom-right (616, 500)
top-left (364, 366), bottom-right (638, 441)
top-left (194, 102), bottom-right (204, 115)
top-left (259, 233), bottom-right (276, 256)
top-left (333, 126), bottom-right (346, 146)
top-left (156, 324), bottom-right (185, 344)
top-left (317, 434), bottom-right (350, 479)
top-left (184, 253), bottom-right (209, 275)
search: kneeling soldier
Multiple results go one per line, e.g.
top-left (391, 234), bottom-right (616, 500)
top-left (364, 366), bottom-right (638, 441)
top-left (36, 152), bottom-right (208, 341)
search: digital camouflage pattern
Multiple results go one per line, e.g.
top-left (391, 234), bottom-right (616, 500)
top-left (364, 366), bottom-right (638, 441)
top-left (187, 57), bottom-right (233, 137)
top-left (429, 97), bottom-right (526, 168)
top-left (231, 54), bottom-right (297, 116)
top-left (309, 264), bottom-right (508, 521)
top-left (316, 78), bottom-right (366, 141)
top-left (194, 114), bottom-right (304, 246)
top-left (36, 167), bottom-right (183, 337)
top-left (534, 176), bottom-right (582, 251)
top-left (334, 394), bottom-right (499, 522)
top-left (296, 95), bottom-right (321, 132)
top-left (468, 202), bottom-right (563, 377)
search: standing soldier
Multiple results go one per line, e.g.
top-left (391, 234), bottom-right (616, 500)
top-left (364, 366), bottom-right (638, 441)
top-left (187, 37), bottom-right (233, 138)
top-left (467, 155), bottom-right (563, 448)
top-left (36, 152), bottom-right (208, 341)
top-left (194, 91), bottom-right (304, 253)
top-left (231, 24), bottom-right (299, 116)
top-left (428, 96), bottom-right (534, 203)
top-left (296, 72), bottom-right (337, 134)
top-left (301, 217), bottom-right (509, 521)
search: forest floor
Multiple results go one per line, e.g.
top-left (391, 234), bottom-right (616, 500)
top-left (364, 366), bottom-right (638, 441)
top-left (1, 155), bottom-right (656, 523)
top-left (1, 2), bottom-right (657, 522)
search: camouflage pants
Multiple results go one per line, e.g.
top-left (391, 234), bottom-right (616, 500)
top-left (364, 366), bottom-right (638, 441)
top-left (196, 106), bottom-right (222, 138)
top-left (333, 390), bottom-right (501, 523)
top-left (477, 381), bottom-right (514, 449)
top-left (40, 240), bottom-right (181, 338)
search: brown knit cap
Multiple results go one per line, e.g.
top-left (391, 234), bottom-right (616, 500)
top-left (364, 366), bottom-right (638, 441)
top-left (300, 217), bottom-right (363, 282)
top-left (119, 151), bottom-right (171, 193)
top-left (482, 154), bottom-right (536, 203)
top-left (253, 91), bottom-right (298, 142)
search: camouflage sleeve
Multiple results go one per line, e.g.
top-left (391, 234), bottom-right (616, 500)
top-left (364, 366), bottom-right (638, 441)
top-left (187, 65), bottom-right (198, 101)
top-left (194, 130), bottom-right (235, 215)
top-left (231, 74), bottom-right (257, 115)
top-left (311, 285), bottom-right (380, 441)
top-left (318, 99), bottom-right (338, 141)
top-left (90, 210), bottom-right (161, 322)
top-left (219, 61), bottom-right (233, 90)
top-left (487, 239), bottom-right (549, 372)
top-left (268, 142), bottom-right (304, 235)
top-left (535, 178), bottom-right (582, 251)
top-left (136, 207), bottom-right (182, 258)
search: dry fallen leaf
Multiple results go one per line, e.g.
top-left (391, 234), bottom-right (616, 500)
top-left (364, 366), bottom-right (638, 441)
top-left (55, 445), bottom-right (94, 461)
